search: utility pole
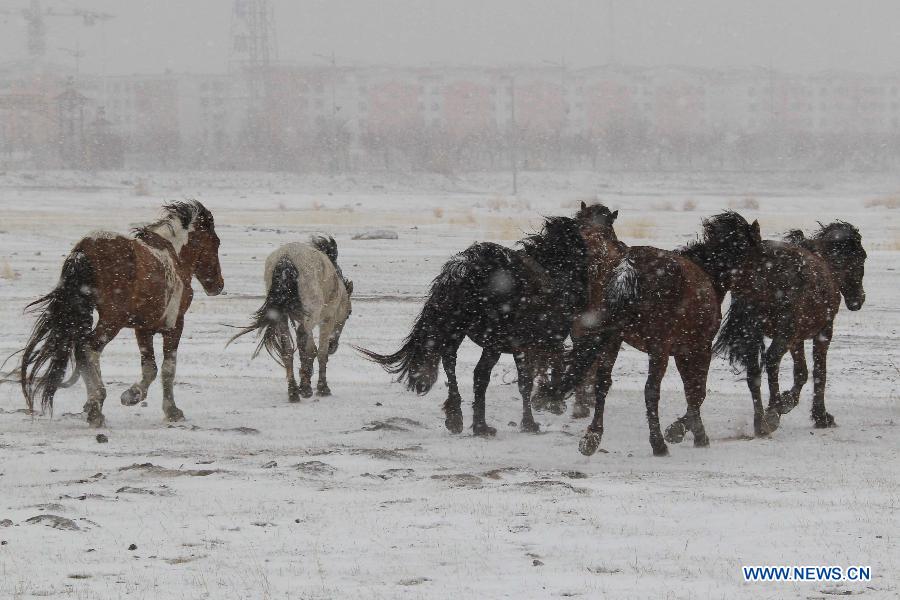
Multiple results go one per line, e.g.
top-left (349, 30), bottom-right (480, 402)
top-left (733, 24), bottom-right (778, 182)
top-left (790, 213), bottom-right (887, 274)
top-left (509, 74), bottom-right (518, 195)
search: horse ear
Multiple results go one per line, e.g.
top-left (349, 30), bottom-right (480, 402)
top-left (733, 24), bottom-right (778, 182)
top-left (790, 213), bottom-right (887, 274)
top-left (580, 201), bottom-right (587, 210)
top-left (611, 210), bottom-right (618, 223)
top-left (750, 220), bottom-right (762, 244)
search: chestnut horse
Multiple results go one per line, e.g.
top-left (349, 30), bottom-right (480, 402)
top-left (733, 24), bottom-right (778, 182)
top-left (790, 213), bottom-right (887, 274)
top-left (541, 204), bottom-right (759, 456)
top-left (714, 221), bottom-right (866, 434)
top-left (16, 201), bottom-right (224, 427)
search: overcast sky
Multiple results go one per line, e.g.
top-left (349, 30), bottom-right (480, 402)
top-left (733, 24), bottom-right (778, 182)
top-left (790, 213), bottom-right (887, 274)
top-left (0, 0), bottom-right (898, 75)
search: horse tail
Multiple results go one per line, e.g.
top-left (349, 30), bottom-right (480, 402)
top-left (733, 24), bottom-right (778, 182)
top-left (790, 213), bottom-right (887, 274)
top-left (20, 250), bottom-right (95, 414)
top-left (355, 250), bottom-right (478, 395)
top-left (227, 257), bottom-right (305, 366)
top-left (713, 296), bottom-right (764, 372)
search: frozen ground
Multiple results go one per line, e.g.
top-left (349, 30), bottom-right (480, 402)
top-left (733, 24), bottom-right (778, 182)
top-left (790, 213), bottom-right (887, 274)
top-left (0, 171), bottom-right (897, 599)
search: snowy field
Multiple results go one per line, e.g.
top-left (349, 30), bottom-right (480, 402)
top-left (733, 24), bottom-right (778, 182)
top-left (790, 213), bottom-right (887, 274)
top-left (0, 170), bottom-right (897, 599)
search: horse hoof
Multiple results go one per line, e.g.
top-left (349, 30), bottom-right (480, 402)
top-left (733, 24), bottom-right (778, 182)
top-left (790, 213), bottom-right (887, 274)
top-left (579, 432), bottom-right (601, 456)
top-left (813, 413), bottom-right (836, 429)
top-left (547, 400), bottom-right (567, 416)
top-left (571, 403), bottom-right (591, 419)
top-left (652, 443), bottom-right (670, 457)
top-left (693, 433), bottom-right (710, 448)
top-left (664, 420), bottom-right (687, 444)
top-left (120, 386), bottom-right (144, 406)
top-left (299, 386), bottom-right (313, 399)
top-left (520, 420), bottom-right (540, 433)
top-left (445, 413), bottom-right (463, 434)
top-left (288, 393), bottom-right (301, 403)
top-left (86, 410), bottom-right (105, 428)
top-left (165, 408), bottom-right (185, 422)
top-left (316, 386), bottom-right (331, 397)
top-left (473, 423), bottom-right (497, 437)
top-left (775, 391), bottom-right (799, 415)
top-left (755, 411), bottom-right (780, 436)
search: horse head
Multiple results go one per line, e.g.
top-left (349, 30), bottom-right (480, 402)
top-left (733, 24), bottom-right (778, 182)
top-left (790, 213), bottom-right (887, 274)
top-left (574, 202), bottom-right (623, 266)
top-left (815, 221), bottom-right (866, 311)
top-left (175, 201), bottom-right (224, 296)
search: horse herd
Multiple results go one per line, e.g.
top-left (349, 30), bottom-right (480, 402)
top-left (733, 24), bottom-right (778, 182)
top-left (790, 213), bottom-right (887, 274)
top-left (6, 200), bottom-right (867, 457)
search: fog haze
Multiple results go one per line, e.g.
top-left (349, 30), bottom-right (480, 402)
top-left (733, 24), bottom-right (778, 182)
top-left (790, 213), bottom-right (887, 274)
top-left (0, 0), bottom-right (897, 75)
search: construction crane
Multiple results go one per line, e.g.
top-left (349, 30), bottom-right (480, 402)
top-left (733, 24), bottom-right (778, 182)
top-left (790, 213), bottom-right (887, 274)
top-left (0, 0), bottom-right (113, 61)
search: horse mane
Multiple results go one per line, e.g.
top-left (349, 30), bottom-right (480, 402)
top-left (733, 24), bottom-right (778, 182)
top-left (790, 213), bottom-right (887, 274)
top-left (310, 234), bottom-right (352, 294)
top-left (678, 210), bottom-right (756, 272)
top-left (310, 235), bottom-right (339, 265)
top-left (518, 215), bottom-right (590, 306)
top-left (786, 220), bottom-right (864, 259)
top-left (133, 200), bottom-right (213, 240)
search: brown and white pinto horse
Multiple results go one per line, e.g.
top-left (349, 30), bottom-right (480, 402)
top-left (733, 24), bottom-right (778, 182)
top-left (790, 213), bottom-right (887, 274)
top-left (17, 201), bottom-right (224, 427)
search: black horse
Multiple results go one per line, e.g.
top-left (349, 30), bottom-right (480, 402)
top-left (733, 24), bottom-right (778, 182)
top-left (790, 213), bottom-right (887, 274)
top-left (357, 209), bottom-right (593, 436)
top-left (714, 220), bottom-right (866, 434)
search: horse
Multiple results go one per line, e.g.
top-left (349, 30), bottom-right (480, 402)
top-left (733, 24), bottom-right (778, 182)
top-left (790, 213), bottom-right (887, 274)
top-left (15, 200), bottom-right (224, 427)
top-left (356, 212), bottom-right (589, 436)
top-left (714, 220), bottom-right (866, 434)
top-left (228, 236), bottom-right (353, 402)
top-left (540, 205), bottom-right (763, 456)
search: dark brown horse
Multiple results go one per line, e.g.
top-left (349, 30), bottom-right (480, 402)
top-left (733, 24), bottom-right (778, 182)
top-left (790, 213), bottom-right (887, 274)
top-left (541, 205), bottom-right (762, 456)
top-left (714, 221), bottom-right (866, 434)
top-left (16, 201), bottom-right (224, 427)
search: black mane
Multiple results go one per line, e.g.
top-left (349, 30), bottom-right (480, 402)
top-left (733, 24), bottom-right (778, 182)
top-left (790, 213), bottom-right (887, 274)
top-left (518, 216), bottom-right (589, 300)
top-left (134, 200), bottom-right (213, 240)
top-left (786, 220), bottom-right (865, 260)
top-left (678, 211), bottom-right (757, 294)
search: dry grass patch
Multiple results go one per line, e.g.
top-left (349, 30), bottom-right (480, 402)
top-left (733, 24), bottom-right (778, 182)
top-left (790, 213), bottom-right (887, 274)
top-left (864, 196), bottom-right (900, 209)
top-left (0, 260), bottom-right (18, 280)
top-left (618, 217), bottom-right (656, 240)
top-left (729, 197), bottom-right (760, 210)
top-left (682, 198), bottom-right (697, 212)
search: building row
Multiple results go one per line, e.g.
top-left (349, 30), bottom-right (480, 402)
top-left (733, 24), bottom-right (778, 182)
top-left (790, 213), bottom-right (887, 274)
top-left (3, 60), bottom-right (900, 167)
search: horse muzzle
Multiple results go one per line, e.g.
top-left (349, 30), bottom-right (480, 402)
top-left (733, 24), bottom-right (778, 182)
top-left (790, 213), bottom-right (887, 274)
top-left (845, 295), bottom-right (865, 311)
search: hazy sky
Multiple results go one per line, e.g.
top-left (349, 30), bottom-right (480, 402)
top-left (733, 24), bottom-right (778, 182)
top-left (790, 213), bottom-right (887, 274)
top-left (0, 0), bottom-right (898, 75)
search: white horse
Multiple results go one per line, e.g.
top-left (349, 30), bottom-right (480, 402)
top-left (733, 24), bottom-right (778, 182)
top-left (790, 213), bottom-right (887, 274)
top-left (230, 236), bottom-right (353, 401)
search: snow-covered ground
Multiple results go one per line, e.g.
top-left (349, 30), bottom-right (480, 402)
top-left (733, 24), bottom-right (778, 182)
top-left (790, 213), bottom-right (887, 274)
top-left (0, 171), bottom-right (897, 599)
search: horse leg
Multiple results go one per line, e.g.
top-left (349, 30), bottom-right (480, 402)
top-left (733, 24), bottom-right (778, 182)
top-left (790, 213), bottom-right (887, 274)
top-left (514, 352), bottom-right (539, 433)
top-left (296, 326), bottom-right (315, 398)
top-left (278, 322), bottom-right (300, 403)
top-left (644, 350), bottom-right (670, 456)
top-left (746, 350), bottom-right (777, 436)
top-left (775, 342), bottom-right (806, 415)
top-left (121, 328), bottom-right (157, 406)
top-left (315, 324), bottom-right (332, 396)
top-left (441, 340), bottom-right (464, 434)
top-left (763, 336), bottom-right (789, 426)
top-left (160, 319), bottom-right (185, 422)
top-left (533, 346), bottom-right (566, 414)
top-left (811, 324), bottom-right (836, 428)
top-left (77, 320), bottom-right (121, 427)
top-left (579, 340), bottom-right (620, 456)
top-left (667, 350), bottom-right (711, 448)
top-left (472, 348), bottom-right (500, 437)
top-left (573, 357), bottom-right (597, 419)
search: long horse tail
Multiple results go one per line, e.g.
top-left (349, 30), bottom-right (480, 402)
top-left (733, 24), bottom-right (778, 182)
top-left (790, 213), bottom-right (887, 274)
top-left (20, 250), bottom-right (95, 414)
top-left (227, 257), bottom-right (305, 366)
top-left (713, 296), bottom-right (764, 372)
top-left (355, 249), bottom-right (480, 395)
